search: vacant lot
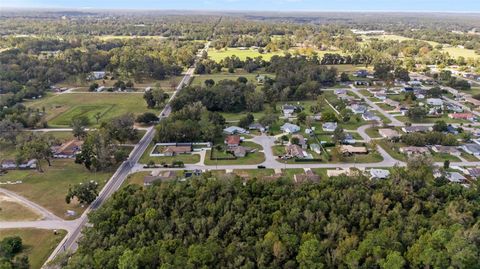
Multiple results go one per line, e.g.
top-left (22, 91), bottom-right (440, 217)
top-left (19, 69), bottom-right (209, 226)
top-left (208, 47), bottom-right (283, 61)
top-left (0, 229), bottom-right (66, 269)
top-left (26, 93), bottom-right (158, 127)
top-left (1, 159), bottom-right (112, 219)
top-left (0, 193), bottom-right (41, 221)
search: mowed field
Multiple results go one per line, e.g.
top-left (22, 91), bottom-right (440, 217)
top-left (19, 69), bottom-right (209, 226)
top-left (361, 34), bottom-right (480, 59)
top-left (25, 93), bottom-right (157, 127)
top-left (0, 193), bottom-right (41, 221)
top-left (208, 47), bottom-right (283, 61)
top-left (0, 229), bottom-right (66, 269)
top-left (0, 159), bottom-right (113, 219)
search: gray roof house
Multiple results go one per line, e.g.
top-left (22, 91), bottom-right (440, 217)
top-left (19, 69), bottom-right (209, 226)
top-left (280, 123), bottom-right (300, 133)
top-left (223, 126), bottom-right (248, 135)
top-left (322, 122), bottom-right (337, 132)
top-left (370, 169), bottom-right (390, 179)
top-left (362, 112), bottom-right (381, 122)
top-left (462, 143), bottom-right (480, 156)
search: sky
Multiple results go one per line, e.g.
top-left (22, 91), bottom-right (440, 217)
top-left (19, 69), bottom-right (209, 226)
top-left (3, 0), bottom-right (480, 12)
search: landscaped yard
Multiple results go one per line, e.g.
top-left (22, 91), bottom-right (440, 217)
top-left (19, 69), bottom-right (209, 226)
top-left (205, 141), bottom-right (265, 165)
top-left (0, 193), bottom-right (41, 221)
top-left (138, 143), bottom-right (201, 164)
top-left (0, 159), bottom-right (112, 219)
top-left (0, 228), bottom-right (66, 269)
top-left (25, 93), bottom-right (158, 127)
top-left (191, 71), bottom-right (274, 87)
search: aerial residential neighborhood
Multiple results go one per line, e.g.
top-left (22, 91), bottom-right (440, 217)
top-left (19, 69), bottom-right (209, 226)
top-left (1, 2), bottom-right (480, 268)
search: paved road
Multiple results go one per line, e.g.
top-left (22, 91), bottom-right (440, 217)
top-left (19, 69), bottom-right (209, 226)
top-left (43, 41), bottom-right (211, 265)
top-left (0, 188), bottom-right (61, 221)
top-left (348, 85), bottom-right (405, 126)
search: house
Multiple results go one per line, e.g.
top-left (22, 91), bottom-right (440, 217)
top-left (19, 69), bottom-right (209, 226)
top-left (415, 93), bottom-right (425, 99)
top-left (233, 146), bottom-right (248, 157)
top-left (89, 71), bottom-right (106, 80)
top-left (461, 143), bottom-right (480, 156)
top-left (335, 89), bottom-right (347, 95)
top-left (225, 135), bottom-right (241, 148)
top-left (282, 104), bottom-right (296, 117)
top-left (402, 126), bottom-right (432, 133)
top-left (248, 123), bottom-right (266, 132)
top-left (280, 123), bottom-right (300, 134)
top-left (95, 86), bottom-right (105, 92)
top-left (354, 80), bottom-right (370, 86)
top-left (18, 159), bottom-right (37, 169)
top-left (292, 134), bottom-right (308, 149)
top-left (256, 74), bottom-right (266, 84)
top-left (431, 145), bottom-right (461, 156)
top-left (399, 146), bottom-right (430, 155)
top-left (446, 104), bottom-right (463, 113)
top-left (285, 144), bottom-right (306, 158)
top-left (446, 172), bottom-right (466, 183)
top-left (322, 122), bottom-right (337, 132)
top-left (310, 143), bottom-right (321, 154)
top-left (342, 133), bottom-right (356, 144)
top-left (384, 99), bottom-right (400, 108)
top-left (161, 146), bottom-right (192, 157)
top-left (426, 98), bottom-right (444, 107)
top-left (294, 170), bottom-right (320, 183)
top-left (340, 145), bottom-right (368, 155)
top-left (223, 126), bottom-right (247, 135)
top-left (378, 128), bottom-right (400, 139)
top-left (446, 125), bottom-right (458, 135)
top-left (402, 87), bottom-right (414, 93)
top-left (144, 171), bottom-right (177, 186)
top-left (362, 111), bottom-right (381, 122)
top-left (350, 104), bottom-right (368, 114)
top-left (448, 113), bottom-right (475, 121)
top-left (52, 140), bottom-right (84, 158)
top-left (409, 80), bottom-right (422, 86)
top-left (370, 169), bottom-right (390, 179)
top-left (353, 70), bottom-right (369, 78)
top-left (1, 160), bottom-right (16, 170)
top-left (374, 91), bottom-right (387, 100)
top-left (467, 168), bottom-right (480, 178)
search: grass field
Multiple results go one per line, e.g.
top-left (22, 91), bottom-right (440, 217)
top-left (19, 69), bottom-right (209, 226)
top-left (0, 193), bottom-right (41, 221)
top-left (361, 34), bottom-right (480, 59)
top-left (208, 47), bottom-right (283, 61)
top-left (0, 159), bottom-right (112, 219)
top-left (0, 229), bottom-right (66, 269)
top-left (25, 93), bottom-right (158, 127)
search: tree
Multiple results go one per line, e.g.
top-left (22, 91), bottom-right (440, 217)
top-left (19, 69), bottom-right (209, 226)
top-left (144, 89), bottom-right (169, 108)
top-left (333, 126), bottom-right (346, 144)
top-left (204, 79), bottom-right (215, 87)
top-left (394, 67), bottom-right (410, 81)
top-left (16, 133), bottom-right (56, 172)
top-left (0, 119), bottom-right (23, 144)
top-left (290, 136), bottom-right (300, 145)
top-left (297, 112), bottom-right (307, 124)
top-left (118, 250), bottom-right (138, 269)
top-left (444, 160), bottom-right (450, 169)
top-left (94, 112), bottom-right (102, 124)
top-left (75, 130), bottom-right (116, 171)
top-left (136, 112), bottom-right (159, 124)
top-left (374, 62), bottom-right (393, 81)
top-left (65, 181), bottom-right (99, 205)
top-left (71, 116), bottom-right (89, 139)
top-left (340, 72), bottom-right (350, 82)
top-left (296, 239), bottom-right (324, 269)
top-left (0, 236), bottom-right (22, 259)
top-left (321, 111), bottom-right (338, 122)
top-left (433, 120), bottom-right (448, 132)
top-left (89, 82), bottom-right (99, 92)
top-left (104, 113), bottom-right (137, 143)
top-left (238, 113), bottom-right (254, 129)
top-left (406, 106), bottom-right (427, 121)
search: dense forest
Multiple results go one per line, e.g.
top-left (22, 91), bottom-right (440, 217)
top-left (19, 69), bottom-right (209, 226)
top-left (59, 158), bottom-right (480, 268)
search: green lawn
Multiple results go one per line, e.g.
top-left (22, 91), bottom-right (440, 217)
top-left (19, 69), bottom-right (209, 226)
top-left (191, 72), bottom-right (274, 87)
top-left (208, 47), bottom-right (283, 62)
top-left (205, 141), bottom-right (265, 165)
top-left (0, 229), bottom-right (66, 269)
top-left (25, 93), bottom-right (158, 127)
top-left (396, 114), bottom-right (468, 124)
top-left (232, 169), bottom-right (276, 179)
top-left (138, 143), bottom-right (201, 164)
top-left (377, 140), bottom-right (407, 161)
top-left (1, 159), bottom-right (112, 219)
top-left (365, 127), bottom-right (382, 138)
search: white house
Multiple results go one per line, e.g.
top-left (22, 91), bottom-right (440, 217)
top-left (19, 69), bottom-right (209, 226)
top-left (349, 104), bottom-right (368, 114)
top-left (362, 112), bottom-right (381, 122)
top-left (322, 122), bottom-right (337, 132)
top-left (280, 123), bottom-right (300, 133)
top-left (426, 98), bottom-right (444, 107)
top-left (370, 169), bottom-right (390, 179)
top-left (282, 105), bottom-right (296, 118)
top-left (223, 126), bottom-right (247, 135)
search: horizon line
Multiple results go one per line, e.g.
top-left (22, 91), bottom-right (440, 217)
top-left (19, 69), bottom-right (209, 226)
top-left (2, 7), bottom-right (480, 14)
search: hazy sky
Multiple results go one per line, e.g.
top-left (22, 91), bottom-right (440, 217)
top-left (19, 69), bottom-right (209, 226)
top-left (4, 0), bottom-right (480, 12)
